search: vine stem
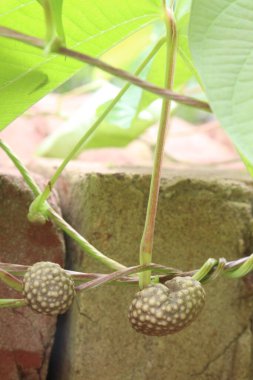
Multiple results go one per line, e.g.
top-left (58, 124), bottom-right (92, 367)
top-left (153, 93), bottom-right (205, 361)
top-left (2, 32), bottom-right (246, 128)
top-left (0, 26), bottom-right (211, 112)
top-left (1, 253), bottom-right (253, 309)
top-left (0, 299), bottom-right (28, 309)
top-left (34, 37), bottom-right (166, 207)
top-left (139, 3), bottom-right (177, 289)
top-left (1, 255), bottom-right (253, 294)
top-left (0, 140), bottom-right (125, 271)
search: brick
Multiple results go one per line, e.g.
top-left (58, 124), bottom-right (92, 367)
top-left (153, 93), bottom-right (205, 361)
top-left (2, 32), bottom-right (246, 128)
top-left (0, 171), bottom-right (65, 380)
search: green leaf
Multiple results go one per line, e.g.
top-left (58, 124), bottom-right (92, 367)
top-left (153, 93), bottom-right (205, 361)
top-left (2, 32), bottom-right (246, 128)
top-left (176, 2), bottom-right (203, 86)
top-left (38, 2), bottom-right (199, 156)
top-left (91, 85), bottom-right (158, 148)
top-left (37, 82), bottom-right (159, 157)
top-left (94, 24), bottom-right (157, 77)
top-left (38, 83), bottom-right (119, 157)
top-left (239, 151), bottom-right (253, 177)
top-left (0, 0), bottom-right (161, 130)
top-left (189, 0), bottom-right (253, 170)
top-left (175, 0), bottom-right (192, 20)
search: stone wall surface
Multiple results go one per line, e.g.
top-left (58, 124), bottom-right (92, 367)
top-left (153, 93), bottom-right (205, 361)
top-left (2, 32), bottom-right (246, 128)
top-left (3, 160), bottom-right (253, 380)
top-left (31, 162), bottom-right (253, 380)
top-left (0, 171), bottom-right (65, 380)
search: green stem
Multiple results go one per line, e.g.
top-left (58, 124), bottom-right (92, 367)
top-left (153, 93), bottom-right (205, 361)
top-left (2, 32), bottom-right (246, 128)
top-left (43, 0), bottom-right (55, 42)
top-left (0, 269), bottom-right (23, 292)
top-left (0, 299), bottom-right (28, 309)
top-left (48, 208), bottom-right (125, 270)
top-left (192, 258), bottom-right (217, 282)
top-left (35, 37), bottom-right (166, 207)
top-left (223, 253), bottom-right (253, 279)
top-left (39, 0), bottom-right (65, 53)
top-left (139, 3), bottom-right (177, 288)
top-left (0, 141), bottom-right (41, 196)
top-left (0, 140), bottom-right (125, 271)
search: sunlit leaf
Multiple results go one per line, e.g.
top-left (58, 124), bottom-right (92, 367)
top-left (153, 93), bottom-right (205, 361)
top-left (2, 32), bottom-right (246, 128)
top-left (130, 1), bottom-right (195, 128)
top-left (0, 0), bottom-right (161, 129)
top-left (37, 82), bottom-right (159, 157)
top-left (189, 0), bottom-right (253, 170)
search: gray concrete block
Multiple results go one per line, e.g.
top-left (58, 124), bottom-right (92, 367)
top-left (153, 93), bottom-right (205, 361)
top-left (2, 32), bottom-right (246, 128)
top-left (42, 167), bottom-right (253, 380)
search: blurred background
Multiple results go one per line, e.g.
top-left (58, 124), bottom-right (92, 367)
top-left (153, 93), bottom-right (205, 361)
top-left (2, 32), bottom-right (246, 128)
top-left (0, 31), bottom-right (243, 172)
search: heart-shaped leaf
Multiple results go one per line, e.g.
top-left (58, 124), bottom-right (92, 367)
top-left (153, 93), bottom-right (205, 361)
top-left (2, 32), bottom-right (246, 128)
top-left (189, 0), bottom-right (253, 169)
top-left (0, 0), bottom-right (161, 130)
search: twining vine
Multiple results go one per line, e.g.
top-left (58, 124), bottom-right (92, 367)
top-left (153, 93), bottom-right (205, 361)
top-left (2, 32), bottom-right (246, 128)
top-left (0, 1), bottom-right (252, 337)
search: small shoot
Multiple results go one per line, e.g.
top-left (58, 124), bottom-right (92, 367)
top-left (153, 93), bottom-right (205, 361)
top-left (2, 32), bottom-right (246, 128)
top-left (37, 0), bottom-right (65, 54)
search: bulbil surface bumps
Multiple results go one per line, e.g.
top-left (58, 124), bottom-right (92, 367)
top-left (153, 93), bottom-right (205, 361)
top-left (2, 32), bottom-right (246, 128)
top-left (23, 262), bottom-right (75, 315)
top-left (129, 277), bottom-right (205, 336)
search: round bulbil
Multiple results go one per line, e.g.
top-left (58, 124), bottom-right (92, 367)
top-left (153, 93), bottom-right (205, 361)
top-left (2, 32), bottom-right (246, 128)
top-left (23, 261), bottom-right (75, 316)
top-left (128, 276), bottom-right (205, 336)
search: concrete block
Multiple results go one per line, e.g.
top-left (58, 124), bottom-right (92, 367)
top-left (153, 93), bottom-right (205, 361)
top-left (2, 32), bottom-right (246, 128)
top-left (29, 160), bottom-right (253, 380)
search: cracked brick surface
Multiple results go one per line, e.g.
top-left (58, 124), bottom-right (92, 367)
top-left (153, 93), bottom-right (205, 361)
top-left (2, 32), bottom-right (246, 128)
top-left (0, 171), bottom-right (65, 380)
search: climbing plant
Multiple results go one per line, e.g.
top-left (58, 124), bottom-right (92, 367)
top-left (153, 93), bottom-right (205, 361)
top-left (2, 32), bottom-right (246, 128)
top-left (0, 0), bottom-right (253, 336)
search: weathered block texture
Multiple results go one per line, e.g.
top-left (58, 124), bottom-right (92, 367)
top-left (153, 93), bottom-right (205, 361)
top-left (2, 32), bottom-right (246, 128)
top-left (0, 172), bottom-right (65, 380)
top-left (42, 167), bottom-right (253, 380)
